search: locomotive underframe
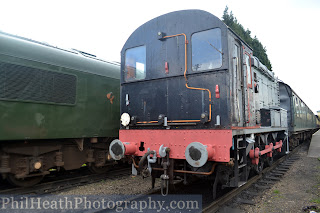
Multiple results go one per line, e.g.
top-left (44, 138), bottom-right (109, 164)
top-left (0, 137), bottom-right (116, 186)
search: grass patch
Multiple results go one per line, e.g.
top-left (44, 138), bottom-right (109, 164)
top-left (311, 198), bottom-right (320, 204)
top-left (273, 189), bottom-right (280, 194)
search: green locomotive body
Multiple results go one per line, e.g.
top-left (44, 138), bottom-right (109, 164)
top-left (0, 32), bottom-right (120, 186)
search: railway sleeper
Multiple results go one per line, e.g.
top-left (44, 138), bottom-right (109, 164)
top-left (264, 176), bottom-right (281, 181)
top-left (258, 180), bottom-right (275, 184)
top-left (254, 184), bottom-right (271, 189)
top-left (236, 198), bottom-right (255, 205)
top-left (244, 190), bottom-right (259, 196)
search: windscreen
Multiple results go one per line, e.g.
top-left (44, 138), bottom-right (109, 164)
top-left (192, 28), bottom-right (222, 71)
top-left (124, 46), bottom-right (146, 81)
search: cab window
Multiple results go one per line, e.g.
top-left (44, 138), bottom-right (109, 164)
top-left (192, 28), bottom-right (222, 71)
top-left (125, 46), bottom-right (146, 81)
top-left (245, 54), bottom-right (252, 87)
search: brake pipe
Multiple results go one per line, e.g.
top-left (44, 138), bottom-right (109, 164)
top-left (132, 156), bottom-right (218, 175)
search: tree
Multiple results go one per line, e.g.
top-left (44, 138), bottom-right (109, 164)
top-left (222, 6), bottom-right (272, 70)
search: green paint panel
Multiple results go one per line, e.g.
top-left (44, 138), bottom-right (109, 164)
top-left (291, 92), bottom-right (317, 132)
top-left (0, 32), bottom-right (120, 140)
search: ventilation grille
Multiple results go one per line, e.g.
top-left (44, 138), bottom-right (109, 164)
top-left (0, 62), bottom-right (76, 105)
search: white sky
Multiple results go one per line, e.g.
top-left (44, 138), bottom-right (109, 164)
top-left (1, 0), bottom-right (319, 113)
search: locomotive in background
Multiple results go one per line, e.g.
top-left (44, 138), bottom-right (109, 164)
top-left (0, 32), bottom-right (120, 186)
top-left (109, 10), bottom-right (318, 197)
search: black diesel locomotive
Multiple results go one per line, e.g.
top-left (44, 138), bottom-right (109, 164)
top-left (109, 10), bottom-right (318, 197)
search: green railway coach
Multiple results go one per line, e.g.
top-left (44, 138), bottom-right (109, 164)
top-left (279, 82), bottom-right (317, 146)
top-left (0, 32), bottom-right (120, 186)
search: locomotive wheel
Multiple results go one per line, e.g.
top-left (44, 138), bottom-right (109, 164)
top-left (265, 156), bottom-right (273, 167)
top-left (7, 174), bottom-right (43, 187)
top-left (88, 164), bottom-right (110, 174)
top-left (253, 160), bottom-right (264, 175)
top-left (212, 176), bottom-right (218, 200)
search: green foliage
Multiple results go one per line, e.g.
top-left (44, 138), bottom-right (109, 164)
top-left (273, 189), bottom-right (280, 194)
top-left (311, 198), bottom-right (320, 204)
top-left (222, 6), bottom-right (272, 70)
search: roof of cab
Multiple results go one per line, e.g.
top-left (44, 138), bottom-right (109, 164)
top-left (122, 9), bottom-right (228, 53)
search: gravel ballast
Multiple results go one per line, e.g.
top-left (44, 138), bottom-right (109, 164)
top-left (237, 141), bottom-right (320, 213)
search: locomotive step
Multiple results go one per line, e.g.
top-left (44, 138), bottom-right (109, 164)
top-left (238, 164), bottom-right (247, 169)
top-left (238, 146), bottom-right (246, 150)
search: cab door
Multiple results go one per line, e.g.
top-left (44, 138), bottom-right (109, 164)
top-left (243, 51), bottom-right (255, 126)
top-left (232, 40), bottom-right (244, 126)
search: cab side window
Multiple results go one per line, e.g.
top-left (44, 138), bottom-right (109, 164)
top-left (124, 46), bottom-right (146, 81)
top-left (245, 54), bottom-right (252, 87)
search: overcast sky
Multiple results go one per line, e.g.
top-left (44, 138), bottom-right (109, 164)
top-left (1, 0), bottom-right (319, 113)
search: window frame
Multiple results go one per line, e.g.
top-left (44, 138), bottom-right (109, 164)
top-left (244, 52), bottom-right (253, 88)
top-left (191, 27), bottom-right (223, 72)
top-left (124, 45), bottom-right (147, 82)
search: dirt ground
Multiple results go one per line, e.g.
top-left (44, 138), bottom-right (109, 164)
top-left (237, 141), bottom-right (320, 213)
top-left (57, 171), bottom-right (160, 195)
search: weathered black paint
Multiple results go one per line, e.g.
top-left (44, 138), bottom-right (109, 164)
top-left (120, 10), bottom-right (231, 129)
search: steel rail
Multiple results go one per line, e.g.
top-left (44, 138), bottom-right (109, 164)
top-left (0, 167), bottom-right (131, 195)
top-left (202, 145), bottom-right (301, 213)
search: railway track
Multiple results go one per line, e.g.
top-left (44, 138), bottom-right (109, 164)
top-left (0, 144), bottom-right (302, 212)
top-left (89, 145), bottom-right (303, 213)
top-left (89, 143), bottom-right (304, 213)
top-left (0, 167), bottom-right (131, 195)
top-left (202, 144), bottom-right (302, 213)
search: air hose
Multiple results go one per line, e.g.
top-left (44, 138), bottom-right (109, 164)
top-left (138, 150), bottom-right (155, 171)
